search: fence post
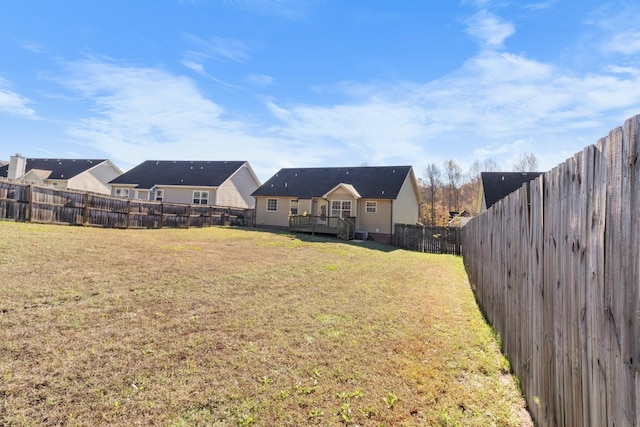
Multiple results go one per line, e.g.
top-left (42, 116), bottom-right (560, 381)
top-left (83, 193), bottom-right (90, 225)
top-left (126, 199), bottom-right (131, 229)
top-left (28, 184), bottom-right (33, 223)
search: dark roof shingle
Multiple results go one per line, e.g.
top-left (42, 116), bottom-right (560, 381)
top-left (109, 160), bottom-right (247, 188)
top-left (252, 166), bottom-right (413, 199)
top-left (0, 159), bottom-right (107, 179)
top-left (480, 172), bottom-right (543, 209)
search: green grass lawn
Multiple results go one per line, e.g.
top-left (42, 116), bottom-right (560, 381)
top-left (0, 222), bottom-right (531, 426)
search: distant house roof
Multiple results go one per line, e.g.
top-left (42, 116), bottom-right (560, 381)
top-left (0, 158), bottom-right (111, 180)
top-left (109, 160), bottom-right (249, 189)
top-left (480, 172), bottom-right (543, 210)
top-left (252, 166), bottom-right (413, 199)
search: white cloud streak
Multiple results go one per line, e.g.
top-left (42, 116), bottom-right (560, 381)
top-left (464, 10), bottom-right (515, 49)
top-left (59, 60), bottom-right (329, 179)
top-left (215, 0), bottom-right (315, 19)
top-left (0, 77), bottom-right (36, 118)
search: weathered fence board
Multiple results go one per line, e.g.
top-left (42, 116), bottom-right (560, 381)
top-left (394, 224), bottom-right (462, 255)
top-left (0, 181), bottom-right (253, 230)
top-left (462, 114), bottom-right (640, 427)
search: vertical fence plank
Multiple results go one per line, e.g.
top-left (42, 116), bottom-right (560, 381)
top-left (622, 115), bottom-right (640, 425)
top-left (604, 124), bottom-right (625, 427)
top-left (528, 174), bottom-right (545, 424)
top-left (590, 137), bottom-right (607, 427)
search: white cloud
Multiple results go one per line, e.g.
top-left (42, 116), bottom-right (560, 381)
top-left (584, 4), bottom-right (640, 57)
top-left (181, 33), bottom-right (250, 73)
top-left (215, 0), bottom-right (316, 19)
top-left (181, 60), bottom-right (206, 75)
top-left (58, 59), bottom-right (327, 179)
top-left (464, 10), bottom-right (515, 49)
top-left (55, 0), bottom-right (640, 182)
top-left (522, 1), bottom-right (557, 12)
top-left (0, 77), bottom-right (36, 118)
top-left (267, 99), bottom-right (427, 165)
top-left (602, 31), bottom-right (640, 56)
top-left (246, 73), bottom-right (274, 86)
top-left (263, 42), bottom-right (640, 174)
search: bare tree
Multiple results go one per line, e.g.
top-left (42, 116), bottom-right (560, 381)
top-left (443, 159), bottom-right (462, 214)
top-left (513, 152), bottom-right (539, 172)
top-left (467, 158), bottom-right (498, 184)
top-left (466, 159), bottom-right (498, 214)
top-left (423, 163), bottom-right (441, 226)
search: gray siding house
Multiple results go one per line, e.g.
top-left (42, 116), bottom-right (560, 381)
top-left (109, 160), bottom-right (260, 209)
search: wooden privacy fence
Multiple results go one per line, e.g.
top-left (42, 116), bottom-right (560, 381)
top-left (462, 114), bottom-right (640, 427)
top-left (0, 181), bottom-right (253, 229)
top-left (394, 224), bottom-right (462, 255)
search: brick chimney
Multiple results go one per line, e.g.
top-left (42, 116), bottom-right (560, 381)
top-left (8, 154), bottom-right (27, 180)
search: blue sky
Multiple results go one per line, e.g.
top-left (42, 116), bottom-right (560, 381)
top-left (1, 0), bottom-right (640, 182)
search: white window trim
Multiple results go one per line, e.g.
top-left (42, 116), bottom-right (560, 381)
top-left (290, 199), bottom-right (299, 215)
top-left (267, 198), bottom-right (278, 212)
top-left (330, 200), bottom-right (352, 217)
top-left (193, 190), bottom-right (209, 205)
top-left (155, 189), bottom-right (164, 201)
top-left (115, 188), bottom-right (130, 197)
top-left (365, 201), bottom-right (377, 213)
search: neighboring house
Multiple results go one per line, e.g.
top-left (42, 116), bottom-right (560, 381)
top-left (252, 166), bottom-right (421, 243)
top-left (477, 172), bottom-right (543, 212)
top-left (0, 154), bottom-right (122, 195)
top-left (448, 210), bottom-right (471, 228)
top-left (109, 160), bottom-right (260, 209)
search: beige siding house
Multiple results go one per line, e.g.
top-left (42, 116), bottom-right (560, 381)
top-left (0, 154), bottom-right (122, 194)
top-left (109, 160), bottom-right (260, 209)
top-left (252, 166), bottom-right (421, 243)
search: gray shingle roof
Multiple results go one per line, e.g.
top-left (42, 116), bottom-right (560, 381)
top-left (481, 172), bottom-right (543, 209)
top-left (252, 166), bottom-right (413, 199)
top-left (0, 159), bottom-right (107, 180)
top-left (109, 160), bottom-right (247, 189)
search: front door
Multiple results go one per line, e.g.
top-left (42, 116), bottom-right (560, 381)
top-left (317, 200), bottom-right (327, 225)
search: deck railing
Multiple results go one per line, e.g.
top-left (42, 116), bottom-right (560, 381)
top-left (289, 215), bottom-right (355, 240)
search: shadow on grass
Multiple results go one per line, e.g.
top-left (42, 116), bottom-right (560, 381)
top-left (240, 226), bottom-right (401, 253)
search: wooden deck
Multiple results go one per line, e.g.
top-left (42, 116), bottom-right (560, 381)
top-left (289, 215), bottom-right (355, 240)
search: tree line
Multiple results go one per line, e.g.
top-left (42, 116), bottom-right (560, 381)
top-left (419, 152), bottom-right (538, 226)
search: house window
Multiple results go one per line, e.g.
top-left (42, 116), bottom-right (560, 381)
top-left (193, 191), bottom-right (209, 205)
top-left (267, 198), bottom-right (278, 212)
top-left (290, 199), bottom-right (299, 215)
top-left (331, 200), bottom-right (352, 217)
top-left (366, 201), bottom-right (377, 213)
top-left (155, 189), bottom-right (164, 201)
top-left (115, 188), bottom-right (130, 197)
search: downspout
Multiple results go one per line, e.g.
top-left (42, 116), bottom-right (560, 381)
top-left (253, 196), bottom-right (257, 227)
top-left (354, 197), bottom-right (359, 230)
top-left (390, 199), bottom-right (394, 242)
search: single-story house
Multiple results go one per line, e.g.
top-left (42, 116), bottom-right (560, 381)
top-left (0, 154), bottom-right (122, 195)
top-left (251, 165), bottom-right (421, 243)
top-left (477, 171), bottom-right (543, 212)
top-left (109, 160), bottom-right (260, 209)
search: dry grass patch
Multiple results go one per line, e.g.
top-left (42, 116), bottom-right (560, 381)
top-left (0, 222), bottom-right (531, 426)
